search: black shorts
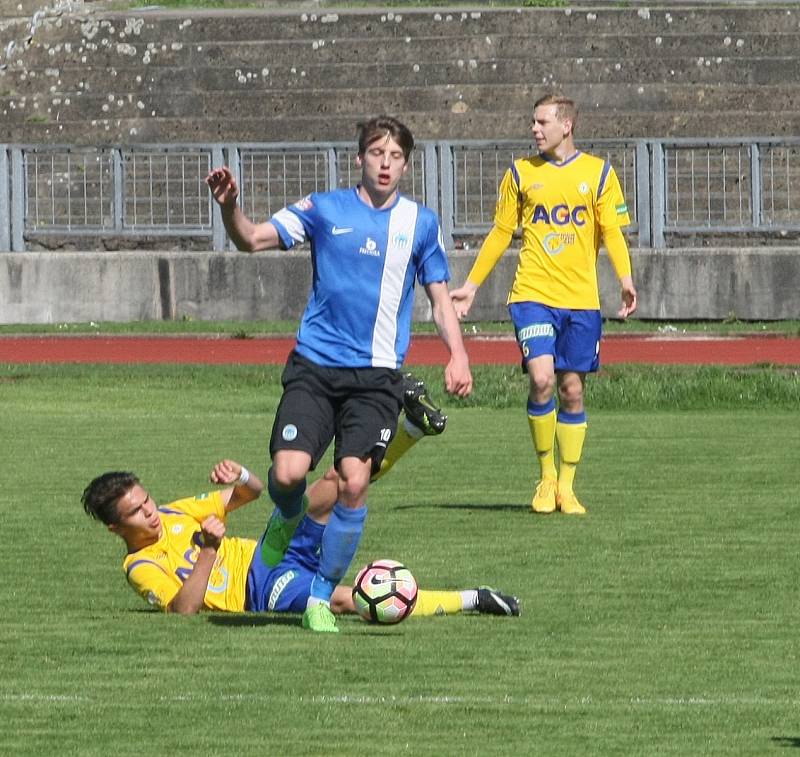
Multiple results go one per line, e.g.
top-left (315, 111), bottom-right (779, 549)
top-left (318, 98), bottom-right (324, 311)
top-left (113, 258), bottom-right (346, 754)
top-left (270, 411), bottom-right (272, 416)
top-left (269, 351), bottom-right (404, 473)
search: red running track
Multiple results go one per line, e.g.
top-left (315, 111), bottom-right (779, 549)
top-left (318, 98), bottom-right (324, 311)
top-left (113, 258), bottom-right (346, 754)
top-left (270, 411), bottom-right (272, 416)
top-left (1, 334), bottom-right (799, 365)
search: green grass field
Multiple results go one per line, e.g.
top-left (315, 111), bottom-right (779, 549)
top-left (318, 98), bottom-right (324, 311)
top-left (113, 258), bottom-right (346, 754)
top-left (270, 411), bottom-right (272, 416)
top-left (1, 364), bottom-right (798, 756)
top-left (2, 317), bottom-right (799, 336)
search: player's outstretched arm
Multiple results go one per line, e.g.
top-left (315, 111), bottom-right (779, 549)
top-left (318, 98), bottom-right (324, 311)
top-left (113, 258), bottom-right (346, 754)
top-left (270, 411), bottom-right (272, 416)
top-left (205, 166), bottom-right (280, 252)
top-left (425, 281), bottom-right (473, 397)
top-left (210, 459), bottom-right (264, 513)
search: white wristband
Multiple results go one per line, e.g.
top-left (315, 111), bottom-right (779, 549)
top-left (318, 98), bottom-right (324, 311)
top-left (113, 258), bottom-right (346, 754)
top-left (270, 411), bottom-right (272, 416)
top-left (237, 466), bottom-right (250, 486)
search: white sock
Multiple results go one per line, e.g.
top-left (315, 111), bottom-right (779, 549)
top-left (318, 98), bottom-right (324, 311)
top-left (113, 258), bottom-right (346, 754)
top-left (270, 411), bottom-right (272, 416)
top-left (459, 589), bottom-right (478, 611)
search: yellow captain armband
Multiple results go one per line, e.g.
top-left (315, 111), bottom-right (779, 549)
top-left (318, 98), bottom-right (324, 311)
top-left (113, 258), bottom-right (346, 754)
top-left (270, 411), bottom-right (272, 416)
top-left (602, 225), bottom-right (632, 279)
top-left (466, 226), bottom-right (514, 286)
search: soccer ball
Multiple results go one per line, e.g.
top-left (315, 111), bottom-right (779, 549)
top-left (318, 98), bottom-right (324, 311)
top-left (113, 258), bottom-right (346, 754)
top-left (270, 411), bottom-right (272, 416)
top-left (352, 559), bottom-right (418, 624)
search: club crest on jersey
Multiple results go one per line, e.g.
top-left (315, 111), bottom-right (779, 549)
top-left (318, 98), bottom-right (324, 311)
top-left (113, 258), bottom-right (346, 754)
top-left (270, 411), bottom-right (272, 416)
top-left (292, 195), bottom-right (313, 211)
top-left (359, 237), bottom-right (381, 257)
top-left (391, 231), bottom-right (412, 249)
top-left (531, 204), bottom-right (588, 226)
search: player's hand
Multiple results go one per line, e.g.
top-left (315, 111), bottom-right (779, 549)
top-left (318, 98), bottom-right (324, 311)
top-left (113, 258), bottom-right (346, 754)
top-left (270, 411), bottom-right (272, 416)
top-left (449, 283), bottom-right (478, 320)
top-left (445, 354), bottom-right (473, 398)
top-left (200, 515), bottom-right (225, 550)
top-left (210, 459), bottom-right (242, 485)
top-left (618, 276), bottom-right (638, 319)
top-left (206, 166), bottom-right (239, 208)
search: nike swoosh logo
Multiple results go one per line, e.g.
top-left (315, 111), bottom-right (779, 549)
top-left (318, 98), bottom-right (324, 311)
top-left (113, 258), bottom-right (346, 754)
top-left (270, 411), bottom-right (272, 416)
top-left (332, 226), bottom-right (353, 235)
top-left (369, 575), bottom-right (398, 586)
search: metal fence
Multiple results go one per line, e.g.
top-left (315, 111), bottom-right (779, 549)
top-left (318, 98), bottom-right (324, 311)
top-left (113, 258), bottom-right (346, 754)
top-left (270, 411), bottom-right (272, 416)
top-left (2, 138), bottom-right (799, 251)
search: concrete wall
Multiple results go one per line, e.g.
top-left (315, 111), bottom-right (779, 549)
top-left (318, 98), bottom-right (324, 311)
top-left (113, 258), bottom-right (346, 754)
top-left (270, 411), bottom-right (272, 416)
top-left (2, 4), bottom-right (798, 324)
top-left (3, 247), bottom-right (798, 324)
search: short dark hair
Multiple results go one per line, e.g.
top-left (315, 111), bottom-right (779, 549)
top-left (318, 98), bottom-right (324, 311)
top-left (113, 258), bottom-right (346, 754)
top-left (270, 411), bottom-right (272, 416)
top-left (356, 116), bottom-right (414, 162)
top-left (534, 93), bottom-right (578, 134)
top-left (82, 471), bottom-right (139, 525)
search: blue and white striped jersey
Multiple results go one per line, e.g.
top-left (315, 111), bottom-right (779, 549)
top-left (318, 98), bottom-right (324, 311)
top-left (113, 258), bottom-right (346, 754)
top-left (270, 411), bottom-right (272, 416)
top-left (270, 187), bottom-right (450, 369)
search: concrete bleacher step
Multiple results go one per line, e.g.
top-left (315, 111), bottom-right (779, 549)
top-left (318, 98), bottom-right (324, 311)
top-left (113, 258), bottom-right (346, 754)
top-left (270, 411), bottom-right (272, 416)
top-left (6, 109), bottom-right (800, 146)
top-left (7, 53), bottom-right (796, 101)
top-left (4, 83), bottom-right (800, 129)
top-left (2, 5), bottom-right (800, 144)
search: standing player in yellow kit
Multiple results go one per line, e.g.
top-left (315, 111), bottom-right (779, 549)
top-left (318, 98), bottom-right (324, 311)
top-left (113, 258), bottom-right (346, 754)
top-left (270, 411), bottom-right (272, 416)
top-left (450, 94), bottom-right (637, 515)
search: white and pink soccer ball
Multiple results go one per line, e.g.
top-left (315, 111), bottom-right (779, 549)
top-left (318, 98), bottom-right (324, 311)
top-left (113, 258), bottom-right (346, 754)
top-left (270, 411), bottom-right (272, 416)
top-left (351, 559), bottom-right (418, 624)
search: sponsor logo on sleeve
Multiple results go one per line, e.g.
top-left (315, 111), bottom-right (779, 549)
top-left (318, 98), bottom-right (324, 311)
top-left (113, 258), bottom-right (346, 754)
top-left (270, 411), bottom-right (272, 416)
top-left (293, 195), bottom-right (313, 211)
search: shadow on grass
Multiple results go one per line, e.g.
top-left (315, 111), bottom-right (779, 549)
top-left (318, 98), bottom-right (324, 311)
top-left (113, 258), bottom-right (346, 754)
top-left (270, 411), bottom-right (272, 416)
top-left (206, 613), bottom-right (301, 628)
top-left (205, 613), bottom-right (410, 635)
top-left (393, 502), bottom-right (525, 512)
top-left (772, 737), bottom-right (800, 748)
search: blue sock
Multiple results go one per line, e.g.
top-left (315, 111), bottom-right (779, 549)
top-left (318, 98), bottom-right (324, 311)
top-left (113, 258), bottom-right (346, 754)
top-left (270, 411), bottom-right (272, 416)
top-left (310, 502), bottom-right (368, 602)
top-left (267, 467), bottom-right (306, 520)
top-left (527, 397), bottom-right (556, 416)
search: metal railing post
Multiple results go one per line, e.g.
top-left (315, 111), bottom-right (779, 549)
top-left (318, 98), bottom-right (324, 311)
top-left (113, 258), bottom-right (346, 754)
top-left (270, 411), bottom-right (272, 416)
top-left (227, 144), bottom-right (241, 252)
top-left (211, 145), bottom-right (226, 251)
top-left (750, 142), bottom-right (762, 228)
top-left (634, 140), bottom-right (651, 248)
top-left (327, 147), bottom-right (338, 191)
top-left (423, 142), bottom-right (438, 216)
top-left (438, 141), bottom-right (455, 250)
top-left (113, 147), bottom-right (124, 232)
top-left (0, 147), bottom-right (9, 251)
top-left (10, 147), bottom-right (25, 251)
top-left (650, 140), bottom-right (666, 248)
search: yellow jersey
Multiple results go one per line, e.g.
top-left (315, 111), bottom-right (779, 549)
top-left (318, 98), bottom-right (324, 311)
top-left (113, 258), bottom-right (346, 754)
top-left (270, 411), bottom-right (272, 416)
top-left (122, 490), bottom-right (257, 612)
top-left (488, 151), bottom-right (630, 310)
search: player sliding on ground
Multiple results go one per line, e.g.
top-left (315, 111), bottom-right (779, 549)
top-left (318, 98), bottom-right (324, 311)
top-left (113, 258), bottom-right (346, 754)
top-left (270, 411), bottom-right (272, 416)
top-left (82, 376), bottom-right (520, 620)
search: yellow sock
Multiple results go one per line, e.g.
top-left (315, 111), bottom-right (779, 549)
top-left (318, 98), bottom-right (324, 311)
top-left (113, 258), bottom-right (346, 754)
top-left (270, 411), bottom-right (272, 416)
top-left (556, 412), bottom-right (587, 491)
top-left (410, 590), bottom-right (463, 617)
top-left (371, 420), bottom-right (421, 482)
top-left (527, 401), bottom-right (557, 480)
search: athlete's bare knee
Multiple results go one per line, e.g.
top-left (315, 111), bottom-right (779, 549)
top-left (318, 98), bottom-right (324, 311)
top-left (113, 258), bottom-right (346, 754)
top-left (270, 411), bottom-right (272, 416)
top-left (271, 454), bottom-right (310, 490)
top-left (339, 476), bottom-right (369, 507)
top-left (528, 368), bottom-right (556, 402)
top-left (557, 372), bottom-right (585, 409)
top-left (336, 460), bottom-right (371, 506)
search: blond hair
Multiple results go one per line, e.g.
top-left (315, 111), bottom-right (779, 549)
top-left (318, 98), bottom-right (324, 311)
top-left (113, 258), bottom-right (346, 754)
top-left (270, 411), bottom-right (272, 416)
top-left (533, 94), bottom-right (578, 134)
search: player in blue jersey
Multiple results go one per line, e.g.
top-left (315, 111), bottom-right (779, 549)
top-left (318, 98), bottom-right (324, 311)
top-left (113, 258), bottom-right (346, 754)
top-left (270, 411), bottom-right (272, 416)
top-left (207, 116), bottom-right (472, 632)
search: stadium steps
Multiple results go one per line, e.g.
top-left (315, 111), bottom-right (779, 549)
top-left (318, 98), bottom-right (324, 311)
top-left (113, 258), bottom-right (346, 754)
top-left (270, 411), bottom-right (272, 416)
top-left (1, 5), bottom-right (799, 144)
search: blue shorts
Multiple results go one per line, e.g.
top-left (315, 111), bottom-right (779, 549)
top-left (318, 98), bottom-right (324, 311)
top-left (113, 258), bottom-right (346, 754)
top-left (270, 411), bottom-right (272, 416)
top-left (244, 516), bottom-right (324, 613)
top-left (508, 302), bottom-right (602, 373)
